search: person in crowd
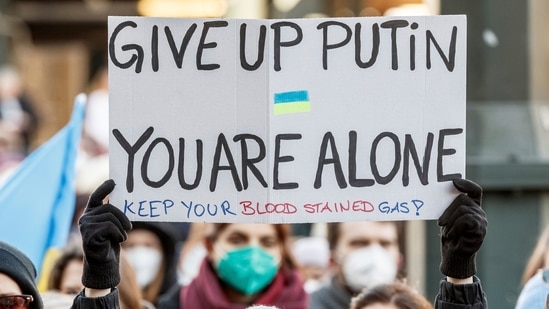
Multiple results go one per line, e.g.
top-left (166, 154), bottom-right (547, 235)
top-left (291, 236), bottom-right (331, 293)
top-left (117, 250), bottom-right (154, 309)
top-left (349, 282), bottom-right (432, 309)
top-left (156, 222), bottom-right (308, 308)
top-left (73, 180), bottom-right (307, 309)
top-left (0, 65), bottom-right (38, 155)
top-left (176, 224), bottom-right (208, 286)
top-left (309, 178), bottom-right (488, 309)
top-left (122, 221), bottom-right (178, 306)
top-left (515, 224), bottom-right (549, 308)
top-left (47, 244), bottom-right (85, 295)
top-left (46, 239), bottom-right (152, 309)
top-left (82, 66), bottom-right (109, 156)
top-left (71, 178), bottom-right (487, 309)
top-left (309, 219), bottom-right (405, 308)
top-left (0, 241), bottom-right (42, 309)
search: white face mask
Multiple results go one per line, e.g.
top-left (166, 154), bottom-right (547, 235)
top-left (125, 246), bottom-right (163, 288)
top-left (341, 245), bottom-right (398, 293)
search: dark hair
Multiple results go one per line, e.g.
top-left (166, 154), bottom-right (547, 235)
top-left (350, 282), bottom-right (432, 309)
top-left (208, 223), bottom-right (297, 269)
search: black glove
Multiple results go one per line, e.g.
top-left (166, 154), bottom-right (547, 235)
top-left (438, 178), bottom-right (487, 279)
top-left (79, 179), bottom-right (132, 289)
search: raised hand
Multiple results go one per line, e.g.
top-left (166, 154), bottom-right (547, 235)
top-left (79, 179), bottom-right (132, 289)
top-left (438, 178), bottom-right (487, 279)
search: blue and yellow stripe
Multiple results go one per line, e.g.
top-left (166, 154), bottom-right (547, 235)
top-left (274, 90), bottom-right (311, 115)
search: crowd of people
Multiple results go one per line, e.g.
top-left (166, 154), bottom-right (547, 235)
top-left (0, 65), bottom-right (545, 309)
top-left (0, 177), bottom-right (498, 309)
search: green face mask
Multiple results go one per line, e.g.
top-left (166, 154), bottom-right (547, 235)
top-left (215, 246), bottom-right (279, 295)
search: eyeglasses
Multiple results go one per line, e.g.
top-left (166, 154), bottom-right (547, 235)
top-left (0, 295), bottom-right (33, 309)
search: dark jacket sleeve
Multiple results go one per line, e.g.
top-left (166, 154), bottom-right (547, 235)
top-left (71, 289), bottom-right (120, 309)
top-left (434, 276), bottom-right (487, 309)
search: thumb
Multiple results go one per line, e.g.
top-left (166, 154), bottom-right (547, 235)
top-left (87, 179), bottom-right (116, 209)
top-left (453, 178), bottom-right (482, 205)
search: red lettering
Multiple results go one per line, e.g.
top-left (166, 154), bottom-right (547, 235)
top-left (240, 200), bottom-right (255, 215)
top-left (239, 201), bottom-right (297, 215)
top-left (353, 200), bottom-right (375, 212)
top-left (302, 200), bottom-right (374, 214)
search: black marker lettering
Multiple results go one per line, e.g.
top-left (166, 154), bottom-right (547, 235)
top-left (210, 133), bottom-right (242, 192)
top-left (426, 26), bottom-right (457, 72)
top-left (273, 134), bottom-right (301, 189)
top-left (403, 132), bottom-right (433, 186)
top-left (109, 21), bottom-right (144, 73)
top-left (380, 20), bottom-right (409, 70)
top-left (177, 138), bottom-right (203, 190)
top-left (316, 21), bottom-right (352, 70)
top-left (164, 23), bottom-right (197, 69)
top-left (371, 132), bottom-right (401, 184)
top-left (197, 21), bottom-right (229, 70)
top-left (112, 127), bottom-right (154, 192)
top-left (348, 130), bottom-right (375, 187)
top-left (240, 23), bottom-right (267, 71)
top-left (437, 128), bottom-right (463, 181)
top-left (270, 22), bottom-right (303, 72)
top-left (141, 138), bottom-right (174, 187)
top-left (314, 132), bottom-right (347, 189)
top-left (355, 23), bottom-right (380, 69)
top-left (234, 134), bottom-right (268, 189)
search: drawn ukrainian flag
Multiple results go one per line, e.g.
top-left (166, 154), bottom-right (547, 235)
top-left (274, 90), bottom-right (311, 115)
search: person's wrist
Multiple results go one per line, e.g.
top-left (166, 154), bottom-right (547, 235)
top-left (84, 287), bottom-right (111, 298)
top-left (446, 276), bottom-right (473, 285)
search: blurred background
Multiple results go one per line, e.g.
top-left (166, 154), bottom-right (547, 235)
top-left (0, 0), bottom-right (548, 308)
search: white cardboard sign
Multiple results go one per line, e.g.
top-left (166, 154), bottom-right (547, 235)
top-left (108, 15), bottom-right (466, 223)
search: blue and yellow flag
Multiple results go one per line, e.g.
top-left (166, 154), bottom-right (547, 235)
top-left (274, 90), bottom-right (311, 115)
top-left (0, 94), bottom-right (86, 275)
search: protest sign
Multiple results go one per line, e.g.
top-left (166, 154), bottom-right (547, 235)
top-left (108, 15), bottom-right (466, 223)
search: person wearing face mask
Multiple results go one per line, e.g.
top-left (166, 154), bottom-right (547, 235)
top-left (70, 180), bottom-right (307, 309)
top-left (309, 219), bottom-right (405, 309)
top-left (291, 236), bottom-right (331, 293)
top-left (310, 178), bottom-right (488, 309)
top-left (123, 222), bottom-right (178, 306)
top-left (71, 179), bottom-right (487, 309)
top-left (157, 222), bottom-right (308, 309)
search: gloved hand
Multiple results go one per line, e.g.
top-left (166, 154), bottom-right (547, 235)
top-left (79, 179), bottom-right (132, 289)
top-left (438, 178), bottom-right (487, 279)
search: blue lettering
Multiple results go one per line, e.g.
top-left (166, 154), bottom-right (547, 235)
top-left (149, 200), bottom-right (161, 217)
top-left (180, 201), bottom-right (193, 218)
top-left (400, 201), bottom-right (409, 213)
top-left (412, 199), bottom-right (424, 216)
top-left (180, 200), bottom-right (236, 217)
top-left (124, 200), bottom-right (135, 215)
top-left (163, 199), bottom-right (174, 214)
top-left (138, 200), bottom-right (148, 217)
top-left (221, 200), bottom-right (237, 216)
top-left (378, 201), bottom-right (390, 214)
top-left (194, 203), bottom-right (206, 217)
top-left (207, 203), bottom-right (218, 216)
